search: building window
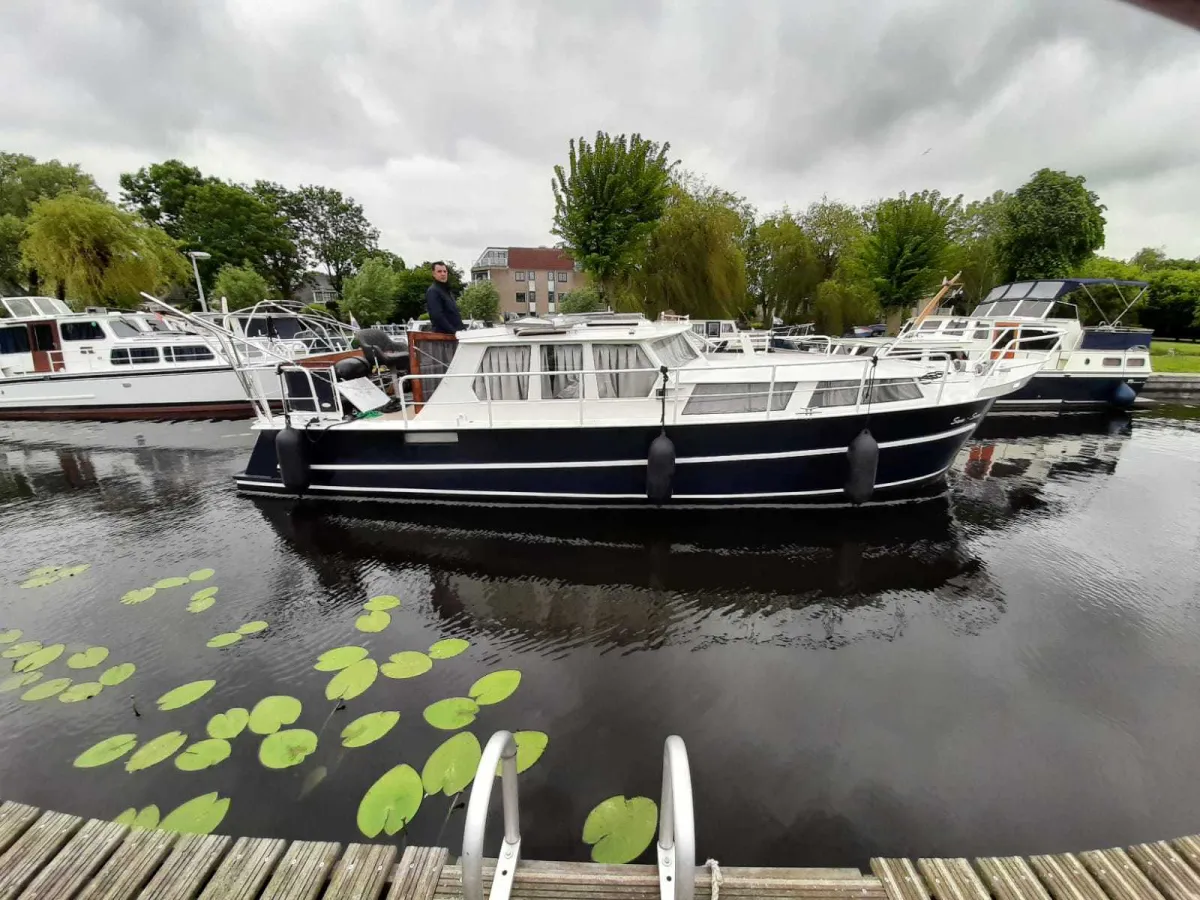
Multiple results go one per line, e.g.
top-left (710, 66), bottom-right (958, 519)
top-left (515, 292), bottom-right (526, 303)
top-left (557, 271), bottom-right (568, 282)
top-left (528, 292), bottom-right (536, 307)
top-left (527, 270), bottom-right (535, 281)
top-left (515, 271), bottom-right (526, 282)
top-left (547, 301), bottom-right (556, 313)
top-left (473, 345), bottom-right (531, 400)
top-left (61, 321), bottom-right (105, 341)
top-left (592, 344), bottom-right (656, 398)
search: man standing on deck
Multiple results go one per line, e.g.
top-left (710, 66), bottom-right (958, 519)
top-left (425, 262), bottom-right (464, 334)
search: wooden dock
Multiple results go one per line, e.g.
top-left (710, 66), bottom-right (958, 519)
top-left (3, 797), bottom-right (1200, 899)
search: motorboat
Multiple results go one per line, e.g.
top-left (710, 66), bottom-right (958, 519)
top-left (659, 314), bottom-right (773, 353)
top-left (234, 314), bottom-right (1043, 507)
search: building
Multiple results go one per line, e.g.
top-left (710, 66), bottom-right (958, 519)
top-left (470, 247), bottom-right (589, 318)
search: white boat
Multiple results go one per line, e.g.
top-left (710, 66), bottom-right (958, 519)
top-left (659, 314), bottom-right (773, 353)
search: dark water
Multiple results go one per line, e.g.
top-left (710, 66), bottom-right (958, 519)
top-left (2, 406), bottom-right (1199, 868)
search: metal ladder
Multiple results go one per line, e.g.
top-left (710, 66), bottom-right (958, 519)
top-left (460, 731), bottom-right (695, 900)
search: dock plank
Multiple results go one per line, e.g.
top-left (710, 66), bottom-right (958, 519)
top-left (872, 858), bottom-right (932, 900)
top-left (0, 810), bottom-right (83, 900)
top-left (976, 856), bottom-right (1053, 900)
top-left (1079, 848), bottom-right (1165, 900)
top-left (1167, 836), bottom-right (1200, 878)
top-left (1127, 841), bottom-right (1200, 900)
top-left (323, 844), bottom-right (397, 900)
top-left (76, 829), bottom-right (178, 900)
top-left (916, 859), bottom-right (989, 900)
top-left (137, 833), bottom-right (231, 900)
top-left (196, 836), bottom-right (286, 900)
top-left (261, 841), bottom-right (341, 900)
top-left (17, 818), bottom-right (127, 900)
top-left (1028, 853), bottom-right (1108, 900)
top-left (0, 805), bottom-right (40, 857)
top-left (386, 847), bottom-right (447, 900)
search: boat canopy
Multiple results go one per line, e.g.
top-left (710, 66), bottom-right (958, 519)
top-left (971, 278), bottom-right (1150, 321)
top-left (1, 296), bottom-right (73, 318)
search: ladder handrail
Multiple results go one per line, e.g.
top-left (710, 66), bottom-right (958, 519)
top-left (462, 731), bottom-right (522, 900)
top-left (657, 735), bottom-right (695, 900)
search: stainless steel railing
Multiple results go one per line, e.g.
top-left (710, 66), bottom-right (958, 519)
top-left (461, 732), bottom-right (522, 900)
top-left (658, 735), bottom-right (695, 900)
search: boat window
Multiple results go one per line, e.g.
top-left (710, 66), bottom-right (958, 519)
top-left (970, 304), bottom-right (994, 317)
top-left (109, 319), bottom-right (142, 338)
top-left (864, 379), bottom-right (923, 403)
top-left (1003, 282), bottom-right (1034, 299)
top-left (683, 382), bottom-right (797, 415)
top-left (473, 346), bottom-right (531, 401)
top-left (651, 333), bottom-right (699, 368)
top-left (1019, 329), bottom-right (1061, 351)
top-left (988, 300), bottom-right (1020, 316)
top-left (3, 298), bottom-right (37, 317)
top-left (592, 344), bottom-right (656, 398)
top-left (972, 328), bottom-right (991, 340)
top-left (982, 286), bottom-right (1007, 302)
top-left (1013, 300), bottom-right (1053, 318)
top-left (540, 344), bottom-right (583, 399)
top-left (110, 347), bottom-right (160, 365)
top-left (246, 317), bottom-right (305, 340)
top-left (810, 380), bottom-right (862, 408)
top-left (1026, 281), bottom-right (1063, 298)
top-left (60, 321), bottom-right (105, 341)
top-left (1127, 358), bottom-right (1144, 366)
top-left (919, 320), bottom-right (941, 331)
top-left (705, 321), bottom-right (721, 338)
top-left (944, 319), bottom-right (970, 336)
top-left (0, 326), bottom-right (31, 354)
top-left (164, 345), bottom-right (216, 362)
top-left (1102, 357), bottom-right (1123, 367)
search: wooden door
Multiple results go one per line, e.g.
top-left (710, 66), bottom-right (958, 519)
top-left (990, 322), bottom-right (1019, 360)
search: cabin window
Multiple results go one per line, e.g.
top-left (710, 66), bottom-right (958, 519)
top-left (705, 321), bottom-right (722, 338)
top-left (109, 320), bottom-right (142, 338)
top-left (592, 344), bottom-right (655, 398)
top-left (863, 378), bottom-right (923, 403)
top-left (1102, 357), bottom-right (1123, 367)
top-left (972, 328), bottom-right (991, 340)
top-left (541, 344), bottom-right (583, 399)
top-left (650, 333), bottom-right (698, 368)
top-left (1014, 300), bottom-right (1053, 318)
top-left (1127, 358), bottom-right (1145, 366)
top-left (473, 346), bottom-right (531, 400)
top-left (683, 382), bottom-right (797, 415)
top-left (1026, 281), bottom-right (1063, 298)
top-left (944, 319), bottom-right (969, 336)
top-left (164, 345), bottom-right (216, 362)
top-left (61, 321), bottom-right (105, 341)
top-left (1003, 282), bottom-right (1034, 299)
top-left (988, 300), bottom-right (1020, 316)
top-left (110, 347), bottom-right (160, 365)
top-left (982, 286), bottom-right (1007, 302)
top-left (1020, 329), bottom-right (1061, 351)
top-left (919, 320), bottom-right (941, 331)
top-left (0, 326), bottom-right (31, 354)
top-left (810, 380), bottom-right (862, 408)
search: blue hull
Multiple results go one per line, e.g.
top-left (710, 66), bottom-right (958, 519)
top-left (996, 373), bottom-right (1147, 410)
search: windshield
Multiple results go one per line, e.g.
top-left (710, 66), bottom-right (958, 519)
top-left (109, 319), bottom-right (142, 338)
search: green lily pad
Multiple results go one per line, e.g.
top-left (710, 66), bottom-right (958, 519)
top-left (60, 564), bottom-right (91, 578)
top-left (3, 640), bottom-right (41, 659)
top-left (67, 646), bottom-right (109, 669)
top-left (60, 682), bottom-right (103, 703)
top-left (120, 587), bottom-right (156, 605)
top-left (154, 577), bottom-right (190, 589)
top-left (236, 620), bottom-right (268, 635)
top-left (341, 711), bottom-right (400, 748)
top-left (357, 764), bottom-right (422, 838)
top-left (98, 663), bottom-right (136, 686)
top-left (509, 731), bottom-right (549, 774)
top-left (114, 808), bottom-right (137, 827)
top-left (421, 732), bottom-right (482, 796)
top-left (126, 731), bottom-right (188, 772)
top-left (468, 670), bottom-right (522, 706)
top-left (26, 566), bottom-right (60, 578)
top-left (188, 568), bottom-right (215, 582)
top-left (0, 672), bottom-right (41, 693)
top-left (156, 679), bottom-right (216, 711)
top-left (14, 643), bottom-right (65, 673)
top-left (20, 574), bottom-right (59, 588)
top-left (21, 677), bottom-right (70, 701)
top-left (75, 733), bottom-right (137, 768)
top-left (207, 707), bottom-right (250, 740)
top-left (187, 593), bottom-right (217, 613)
top-left (428, 638), bottom-right (469, 660)
top-left (259, 729), bottom-right (318, 769)
top-left (583, 796), bottom-right (659, 864)
top-left (325, 659), bottom-right (378, 701)
top-left (249, 695), bottom-right (302, 735)
top-left (191, 587), bottom-right (219, 601)
top-left (114, 805), bottom-right (160, 829)
top-left (422, 697), bottom-right (480, 731)
top-left (0, 629), bottom-right (24, 644)
top-left (206, 632), bottom-right (242, 648)
top-left (355, 610), bottom-right (390, 633)
top-left (159, 793), bottom-right (230, 835)
top-left (380, 651), bottom-right (432, 679)
top-left (314, 646), bottom-right (369, 672)
top-left (364, 595), bottom-right (400, 612)
top-left (176, 738), bottom-right (232, 771)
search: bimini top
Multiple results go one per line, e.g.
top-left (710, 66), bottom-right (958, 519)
top-left (971, 278), bottom-right (1149, 320)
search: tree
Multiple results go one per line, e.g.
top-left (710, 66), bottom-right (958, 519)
top-left (812, 278), bottom-right (880, 336)
top-left (119, 160), bottom-right (209, 238)
top-left (1068, 256), bottom-right (1147, 325)
top-left (212, 263), bottom-right (271, 310)
top-left (944, 190), bottom-right (1009, 308)
top-left (363, 249), bottom-right (406, 273)
top-left (1141, 269), bottom-right (1200, 338)
top-left (800, 197), bottom-right (866, 281)
top-left (341, 256), bottom-right (400, 325)
top-left (552, 132), bottom-right (675, 293)
top-left (20, 193), bottom-right (187, 308)
top-left (293, 185), bottom-right (379, 294)
top-left (252, 180), bottom-right (311, 301)
top-left (1, 153), bottom-right (106, 219)
top-left (860, 192), bottom-right (952, 315)
top-left (559, 283), bottom-right (605, 314)
top-left (458, 280), bottom-right (501, 323)
top-left (998, 169), bottom-right (1105, 279)
top-left (751, 211), bottom-right (823, 324)
top-left (177, 181), bottom-right (295, 293)
top-left (0, 214), bottom-right (23, 290)
top-left (1130, 247), bottom-right (1167, 272)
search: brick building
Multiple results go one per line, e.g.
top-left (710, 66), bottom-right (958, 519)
top-left (470, 247), bottom-right (590, 318)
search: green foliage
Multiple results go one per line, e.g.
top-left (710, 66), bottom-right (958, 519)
top-left (582, 796), bottom-right (658, 863)
top-left (1069, 256), bottom-right (1147, 325)
top-left (341, 711), bottom-right (400, 748)
top-left (357, 764), bottom-right (422, 838)
top-left (259, 729), bottom-right (318, 769)
top-left (178, 181), bottom-right (294, 293)
top-left (800, 197), bottom-right (867, 282)
top-left (342, 256), bottom-right (400, 325)
top-left (1, 152), bottom-right (105, 220)
top-left (1141, 269), bottom-right (1200, 338)
top-left (324, 658), bottom-right (378, 700)
top-left (423, 697), bottom-right (480, 730)
top-left (314, 646), bottom-right (369, 671)
top-left (98, 663), bottom-right (136, 686)
top-left (752, 212), bottom-right (823, 323)
top-left (509, 731), bottom-right (550, 774)
top-left (364, 595), bottom-right (400, 611)
top-left (176, 738), bottom-right (232, 771)
top-left (943, 191), bottom-right (1009, 308)
top-left (421, 732), bottom-right (482, 796)
top-left (860, 192), bottom-right (952, 312)
top-left (60, 682), bottom-right (103, 703)
top-left (207, 708), bottom-right (250, 739)
top-left (812, 279), bottom-right (880, 335)
top-left (158, 793), bottom-right (230, 835)
top-left (249, 695), bottom-right (302, 735)
top-left (212, 263), bottom-right (270, 309)
top-left (126, 731), bottom-right (188, 772)
top-left (458, 279), bottom-right (501, 322)
top-left (355, 609), bottom-right (391, 632)
top-left (293, 185), bottom-right (379, 293)
top-left (67, 647), bottom-right (109, 669)
top-left (552, 132), bottom-right (676, 292)
top-left (0, 213), bottom-right (24, 289)
top-left (21, 677), bottom-right (71, 701)
top-left (998, 169), bottom-right (1105, 279)
top-left (428, 638), bottom-right (470, 659)
top-left (157, 680), bottom-right (216, 711)
top-left (558, 284), bottom-right (604, 314)
top-left (119, 160), bottom-right (209, 238)
top-left (251, 180), bottom-right (311, 300)
top-left (381, 651), bottom-right (432, 679)
top-left (75, 734), bottom-right (138, 768)
top-left (469, 670), bottom-right (522, 705)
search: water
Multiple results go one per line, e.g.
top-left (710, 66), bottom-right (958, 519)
top-left (1, 407), bottom-right (1199, 867)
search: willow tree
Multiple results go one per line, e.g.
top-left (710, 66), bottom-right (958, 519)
top-left (860, 192), bottom-right (952, 315)
top-left (751, 212), bottom-right (823, 324)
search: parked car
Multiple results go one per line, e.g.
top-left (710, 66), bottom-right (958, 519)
top-left (845, 323), bottom-right (888, 338)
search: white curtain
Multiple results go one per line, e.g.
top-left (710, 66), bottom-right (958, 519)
top-left (473, 346), bottom-right (531, 401)
top-left (683, 382), bottom-right (798, 415)
top-left (810, 380), bottom-right (862, 408)
top-left (593, 344), bottom-right (656, 399)
top-left (542, 344), bottom-right (583, 399)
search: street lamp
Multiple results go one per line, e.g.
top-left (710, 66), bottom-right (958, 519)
top-left (186, 251), bottom-right (212, 312)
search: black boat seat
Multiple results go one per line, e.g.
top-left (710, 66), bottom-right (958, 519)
top-left (355, 328), bottom-right (409, 375)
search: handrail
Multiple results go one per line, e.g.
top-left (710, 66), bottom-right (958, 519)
top-left (462, 731), bottom-right (522, 900)
top-left (658, 735), bottom-right (695, 900)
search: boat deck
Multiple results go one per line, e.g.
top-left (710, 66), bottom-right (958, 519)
top-left (3, 797), bottom-right (1200, 900)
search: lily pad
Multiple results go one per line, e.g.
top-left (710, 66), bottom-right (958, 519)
top-left (364, 595), bottom-right (400, 612)
top-left (156, 679), bottom-right (216, 711)
top-left (3, 640), bottom-right (42, 659)
top-left (21, 677), bottom-right (71, 701)
top-left (154, 577), bottom-right (190, 589)
top-left (20, 574), bottom-right (59, 588)
top-left (325, 659), bottom-right (378, 701)
top-left (357, 764), bottom-right (422, 838)
top-left (67, 646), bottom-right (109, 669)
top-left (98, 663), bottom-right (136, 686)
top-left (582, 796), bottom-right (659, 864)
top-left (176, 738), bottom-right (232, 771)
top-left (207, 708), bottom-right (250, 740)
top-left (60, 564), bottom-right (91, 578)
top-left (259, 729), bottom-right (318, 769)
top-left (314, 646), bottom-right (369, 672)
top-left (60, 682), bottom-right (103, 703)
top-left (187, 593), bottom-right (217, 613)
top-left (188, 568), bottom-right (215, 582)
top-left (126, 731), bottom-right (188, 772)
top-left (206, 632), bottom-right (242, 648)
top-left (236, 620), bottom-right (268, 635)
top-left (0, 672), bottom-right (41, 693)
top-left (341, 711), bottom-right (400, 748)
top-left (355, 610), bottom-right (390, 633)
top-left (468, 670), bottom-right (522, 706)
top-left (422, 732), bottom-right (482, 796)
top-left (114, 805), bottom-right (160, 829)
top-left (422, 697), bottom-right (480, 731)
top-left (428, 638), bottom-right (469, 660)
top-left (14, 643), bottom-right (65, 673)
top-left (159, 793), bottom-right (230, 835)
top-left (74, 733), bottom-right (138, 768)
top-left (380, 651), bottom-right (432, 680)
top-left (0, 629), bottom-right (24, 644)
top-left (120, 587), bottom-right (156, 605)
top-left (26, 566), bottom-right (60, 578)
top-left (509, 731), bottom-right (549, 774)
top-left (249, 695), bottom-right (302, 735)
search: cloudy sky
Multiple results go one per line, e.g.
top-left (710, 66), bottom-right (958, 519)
top-left (3, 0), bottom-right (1198, 272)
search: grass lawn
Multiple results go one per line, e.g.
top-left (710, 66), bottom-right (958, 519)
top-left (1150, 341), bottom-right (1200, 374)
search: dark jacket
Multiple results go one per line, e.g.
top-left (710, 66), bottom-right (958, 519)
top-left (426, 282), bottom-right (464, 334)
